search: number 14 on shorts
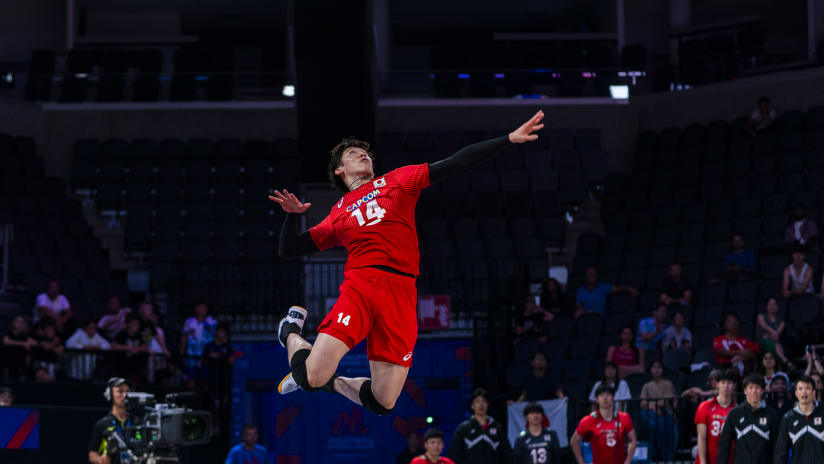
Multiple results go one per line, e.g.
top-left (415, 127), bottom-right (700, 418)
top-left (337, 313), bottom-right (351, 326)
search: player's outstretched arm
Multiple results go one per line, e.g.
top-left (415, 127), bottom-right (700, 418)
top-left (269, 189), bottom-right (319, 258)
top-left (428, 110), bottom-right (544, 183)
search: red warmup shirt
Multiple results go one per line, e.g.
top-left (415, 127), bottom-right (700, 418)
top-left (309, 164), bottom-right (430, 276)
top-left (410, 456), bottom-right (455, 464)
top-left (694, 397), bottom-right (735, 464)
top-left (575, 411), bottom-right (634, 464)
top-left (712, 334), bottom-right (760, 365)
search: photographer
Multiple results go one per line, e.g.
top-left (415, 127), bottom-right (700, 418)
top-left (88, 377), bottom-right (133, 464)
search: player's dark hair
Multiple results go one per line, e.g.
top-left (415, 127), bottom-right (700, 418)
top-left (716, 369), bottom-right (737, 384)
top-left (470, 388), bottom-right (489, 408)
top-left (242, 423), bottom-right (258, 432)
top-left (328, 137), bottom-right (375, 192)
top-left (523, 401), bottom-right (544, 417)
top-left (796, 374), bottom-right (816, 389)
top-left (531, 351), bottom-right (546, 362)
top-left (594, 384), bottom-right (616, 398)
top-left (723, 311), bottom-right (739, 324)
top-left (424, 428), bottom-right (444, 442)
top-left (743, 373), bottom-right (766, 390)
top-left (758, 96), bottom-right (770, 105)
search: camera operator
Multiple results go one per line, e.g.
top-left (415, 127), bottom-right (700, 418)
top-left (88, 377), bottom-right (133, 464)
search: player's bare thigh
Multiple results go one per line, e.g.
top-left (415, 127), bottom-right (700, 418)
top-left (305, 333), bottom-right (350, 387)
top-left (369, 360), bottom-right (409, 408)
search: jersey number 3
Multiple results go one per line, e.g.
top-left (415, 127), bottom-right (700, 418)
top-left (351, 200), bottom-right (386, 226)
top-left (710, 420), bottom-right (721, 436)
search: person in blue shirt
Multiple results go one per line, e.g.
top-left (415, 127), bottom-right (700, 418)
top-left (575, 267), bottom-right (639, 317)
top-left (713, 234), bottom-right (757, 283)
top-left (226, 424), bottom-right (271, 464)
top-left (637, 304), bottom-right (669, 354)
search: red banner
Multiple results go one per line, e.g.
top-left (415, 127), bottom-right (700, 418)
top-left (417, 295), bottom-right (450, 330)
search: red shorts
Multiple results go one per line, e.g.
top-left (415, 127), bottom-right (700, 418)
top-left (318, 267), bottom-right (418, 367)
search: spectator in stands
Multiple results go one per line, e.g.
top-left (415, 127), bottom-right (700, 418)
top-left (540, 277), bottom-right (566, 316)
top-left (515, 351), bottom-right (556, 402)
top-left (782, 248), bottom-right (814, 298)
top-left (180, 302), bottom-right (217, 384)
top-left (34, 280), bottom-right (72, 334)
top-left (66, 318), bottom-right (111, 380)
top-left (662, 309), bottom-right (692, 354)
top-left (682, 368), bottom-right (721, 402)
top-left (746, 96), bottom-right (776, 137)
top-left (804, 346), bottom-right (824, 379)
top-left (112, 313), bottom-right (149, 384)
top-left (396, 431), bottom-right (424, 464)
top-left (225, 424), bottom-right (271, 464)
top-left (33, 366), bottom-right (52, 383)
top-left (589, 361), bottom-right (632, 411)
top-left (713, 312), bottom-right (759, 376)
top-left (785, 203), bottom-right (819, 253)
top-left (515, 296), bottom-right (554, 341)
top-left (67, 318), bottom-right (111, 350)
top-left (412, 428), bottom-right (455, 464)
top-left (155, 358), bottom-right (185, 388)
top-left (575, 267), bottom-right (638, 318)
top-left (712, 234), bottom-right (757, 283)
top-left (640, 360), bottom-right (678, 462)
top-left (812, 372), bottom-right (824, 403)
top-left (606, 326), bottom-right (646, 378)
top-left (98, 296), bottom-right (132, 340)
top-left (766, 373), bottom-right (792, 417)
top-left (0, 387), bottom-right (13, 406)
top-left (756, 297), bottom-right (793, 368)
top-left (760, 351), bottom-right (789, 390)
top-left (3, 315), bottom-right (37, 380)
top-left (32, 318), bottom-right (64, 380)
top-left (659, 263), bottom-right (692, 307)
top-left (637, 304), bottom-right (669, 358)
top-left (136, 301), bottom-right (170, 357)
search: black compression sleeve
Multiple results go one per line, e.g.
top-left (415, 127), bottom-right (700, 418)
top-left (428, 135), bottom-right (511, 183)
top-left (278, 213), bottom-right (319, 258)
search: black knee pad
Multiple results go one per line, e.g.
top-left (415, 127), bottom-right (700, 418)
top-left (290, 349), bottom-right (322, 392)
top-left (359, 380), bottom-right (394, 415)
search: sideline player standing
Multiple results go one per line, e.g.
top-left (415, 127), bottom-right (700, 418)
top-left (717, 374), bottom-right (776, 464)
top-left (448, 388), bottom-right (511, 464)
top-left (410, 428), bottom-right (455, 464)
top-left (570, 385), bottom-right (637, 464)
top-left (272, 111), bottom-right (545, 415)
top-left (773, 375), bottom-right (824, 464)
top-left (695, 369), bottom-right (736, 464)
top-left (512, 401), bottom-right (561, 464)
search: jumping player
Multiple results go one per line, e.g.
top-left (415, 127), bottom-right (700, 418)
top-left (694, 369), bottom-right (736, 464)
top-left (271, 111), bottom-right (545, 415)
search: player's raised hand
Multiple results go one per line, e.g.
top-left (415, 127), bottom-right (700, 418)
top-left (268, 189), bottom-right (312, 213)
top-left (508, 110), bottom-right (544, 143)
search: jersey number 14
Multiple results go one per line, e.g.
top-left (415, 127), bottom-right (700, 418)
top-left (351, 200), bottom-right (386, 226)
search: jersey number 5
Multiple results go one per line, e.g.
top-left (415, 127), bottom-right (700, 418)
top-left (351, 200), bottom-right (386, 226)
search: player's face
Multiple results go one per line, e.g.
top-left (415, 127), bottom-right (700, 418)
top-left (242, 427), bottom-right (259, 446)
top-left (717, 379), bottom-right (735, 399)
top-left (336, 147), bottom-right (374, 180)
top-left (526, 411), bottom-right (543, 427)
top-left (424, 437), bottom-right (443, 457)
top-left (113, 384), bottom-right (131, 407)
top-left (745, 383), bottom-right (764, 405)
top-left (796, 381), bottom-right (815, 405)
top-left (596, 392), bottom-right (614, 411)
top-left (471, 396), bottom-right (488, 416)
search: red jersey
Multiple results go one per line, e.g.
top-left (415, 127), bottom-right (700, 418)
top-left (309, 164), bottom-right (430, 276)
top-left (694, 397), bottom-right (735, 464)
top-left (712, 334), bottom-right (759, 365)
top-left (410, 456), bottom-right (455, 464)
top-left (575, 411), bottom-right (634, 464)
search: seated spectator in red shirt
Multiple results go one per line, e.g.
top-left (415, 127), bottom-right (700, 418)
top-left (713, 312), bottom-right (759, 376)
top-left (606, 326), bottom-right (645, 378)
top-left (785, 203), bottom-right (819, 253)
top-left (659, 263), bottom-right (692, 307)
